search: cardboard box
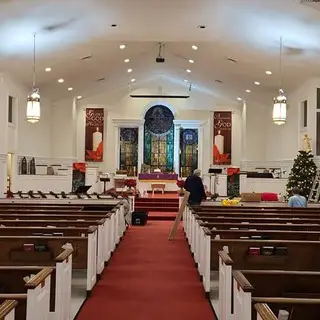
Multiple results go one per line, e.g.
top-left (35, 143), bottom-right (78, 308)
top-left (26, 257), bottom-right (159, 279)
top-left (241, 192), bottom-right (261, 202)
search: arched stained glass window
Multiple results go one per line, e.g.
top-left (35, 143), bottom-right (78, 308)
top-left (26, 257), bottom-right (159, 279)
top-left (179, 128), bottom-right (198, 177)
top-left (144, 105), bottom-right (174, 172)
top-left (119, 128), bottom-right (138, 176)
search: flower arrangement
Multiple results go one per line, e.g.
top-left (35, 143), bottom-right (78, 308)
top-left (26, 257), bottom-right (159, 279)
top-left (176, 179), bottom-right (185, 188)
top-left (176, 179), bottom-right (185, 196)
top-left (125, 179), bottom-right (137, 188)
top-left (221, 199), bottom-right (240, 206)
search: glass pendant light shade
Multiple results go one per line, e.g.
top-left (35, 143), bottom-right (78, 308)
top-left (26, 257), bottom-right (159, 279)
top-left (26, 33), bottom-right (40, 123)
top-left (27, 89), bottom-right (40, 123)
top-left (273, 89), bottom-right (287, 125)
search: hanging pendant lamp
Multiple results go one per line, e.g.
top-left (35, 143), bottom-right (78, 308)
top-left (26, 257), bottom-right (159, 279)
top-left (26, 33), bottom-right (40, 123)
top-left (273, 37), bottom-right (286, 125)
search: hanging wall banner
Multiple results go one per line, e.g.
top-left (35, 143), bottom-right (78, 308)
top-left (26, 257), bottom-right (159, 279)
top-left (72, 162), bottom-right (86, 192)
top-left (85, 108), bottom-right (104, 162)
top-left (213, 111), bottom-right (232, 165)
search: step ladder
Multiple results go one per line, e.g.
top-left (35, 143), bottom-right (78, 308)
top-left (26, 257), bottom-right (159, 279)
top-left (308, 170), bottom-right (320, 202)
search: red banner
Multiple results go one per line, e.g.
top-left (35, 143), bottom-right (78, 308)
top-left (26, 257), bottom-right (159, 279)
top-left (85, 108), bottom-right (104, 162)
top-left (213, 111), bottom-right (232, 165)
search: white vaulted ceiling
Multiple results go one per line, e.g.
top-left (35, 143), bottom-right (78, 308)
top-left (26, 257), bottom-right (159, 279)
top-left (0, 0), bottom-right (320, 105)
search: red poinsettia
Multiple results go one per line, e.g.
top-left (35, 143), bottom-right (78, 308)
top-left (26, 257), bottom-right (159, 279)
top-left (73, 162), bottom-right (86, 172)
top-left (213, 145), bottom-right (230, 164)
top-left (176, 179), bottom-right (185, 188)
top-left (125, 179), bottom-right (137, 188)
top-left (86, 141), bottom-right (103, 162)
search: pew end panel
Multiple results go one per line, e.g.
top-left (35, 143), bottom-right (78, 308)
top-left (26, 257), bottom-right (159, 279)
top-left (218, 250), bottom-right (234, 320)
top-left (0, 300), bottom-right (18, 320)
top-left (55, 249), bottom-right (73, 320)
top-left (254, 303), bottom-right (277, 320)
top-left (233, 270), bottom-right (254, 320)
top-left (253, 298), bottom-right (320, 320)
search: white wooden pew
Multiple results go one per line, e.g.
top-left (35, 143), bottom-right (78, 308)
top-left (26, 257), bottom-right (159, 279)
top-left (0, 300), bottom-right (17, 320)
top-left (254, 303), bottom-right (277, 320)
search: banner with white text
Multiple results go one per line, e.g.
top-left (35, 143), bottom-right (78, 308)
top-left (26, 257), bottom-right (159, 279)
top-left (213, 111), bottom-right (232, 165)
top-left (85, 108), bottom-right (104, 162)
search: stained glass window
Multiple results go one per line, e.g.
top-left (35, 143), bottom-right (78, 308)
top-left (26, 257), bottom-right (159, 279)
top-left (119, 128), bottom-right (138, 176)
top-left (179, 128), bottom-right (198, 177)
top-left (144, 105), bottom-right (174, 172)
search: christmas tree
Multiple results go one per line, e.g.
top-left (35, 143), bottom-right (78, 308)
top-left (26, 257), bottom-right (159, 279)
top-left (286, 150), bottom-right (317, 199)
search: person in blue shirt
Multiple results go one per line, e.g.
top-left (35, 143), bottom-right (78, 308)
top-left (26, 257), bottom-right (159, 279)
top-left (288, 187), bottom-right (307, 208)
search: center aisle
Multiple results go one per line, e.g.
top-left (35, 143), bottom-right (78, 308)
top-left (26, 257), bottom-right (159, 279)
top-left (76, 220), bottom-right (214, 320)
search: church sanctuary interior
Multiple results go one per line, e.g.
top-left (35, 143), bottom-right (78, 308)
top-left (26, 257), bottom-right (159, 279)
top-left (4, 0), bottom-right (320, 319)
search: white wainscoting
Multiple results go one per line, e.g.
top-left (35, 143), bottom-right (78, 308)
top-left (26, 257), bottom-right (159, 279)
top-left (15, 175), bottom-right (72, 193)
top-left (240, 175), bottom-right (287, 194)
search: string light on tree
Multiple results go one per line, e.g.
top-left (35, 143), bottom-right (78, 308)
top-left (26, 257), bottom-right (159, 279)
top-left (286, 150), bottom-right (317, 199)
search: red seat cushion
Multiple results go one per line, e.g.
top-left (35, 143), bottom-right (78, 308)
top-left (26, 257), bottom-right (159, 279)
top-left (261, 192), bottom-right (278, 202)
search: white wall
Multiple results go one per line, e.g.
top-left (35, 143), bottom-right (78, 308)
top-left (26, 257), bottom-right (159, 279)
top-left (52, 78), bottom-right (243, 174)
top-left (0, 73), bottom-right (53, 195)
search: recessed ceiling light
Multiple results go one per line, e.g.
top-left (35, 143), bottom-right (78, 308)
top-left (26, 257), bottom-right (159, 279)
top-left (192, 45), bottom-right (198, 50)
top-left (77, 96), bottom-right (82, 99)
top-left (237, 97), bottom-right (242, 101)
top-left (68, 87), bottom-right (73, 91)
top-left (197, 25), bottom-right (206, 29)
top-left (111, 24), bottom-right (118, 28)
top-left (131, 78), bottom-right (136, 82)
top-left (58, 78), bottom-right (64, 83)
top-left (186, 69), bottom-right (191, 73)
top-left (189, 59), bottom-right (194, 64)
top-left (127, 68), bottom-right (133, 73)
top-left (215, 79), bottom-right (223, 83)
top-left (124, 58), bottom-right (130, 63)
top-left (45, 67), bottom-right (51, 72)
top-left (119, 44), bottom-right (126, 50)
top-left (265, 71), bottom-right (272, 75)
top-left (254, 81), bottom-right (260, 85)
top-left (246, 89), bottom-right (251, 93)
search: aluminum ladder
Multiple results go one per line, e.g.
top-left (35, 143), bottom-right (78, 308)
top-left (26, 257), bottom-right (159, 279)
top-left (308, 170), bottom-right (320, 203)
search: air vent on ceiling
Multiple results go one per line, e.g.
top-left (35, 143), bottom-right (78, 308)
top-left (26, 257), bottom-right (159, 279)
top-left (226, 57), bottom-right (238, 63)
top-left (96, 77), bottom-right (106, 82)
top-left (215, 79), bottom-right (223, 83)
top-left (81, 55), bottom-right (92, 60)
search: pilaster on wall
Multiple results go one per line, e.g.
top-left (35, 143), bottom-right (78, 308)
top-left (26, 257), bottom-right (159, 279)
top-left (0, 154), bottom-right (7, 197)
top-left (112, 119), bottom-right (145, 172)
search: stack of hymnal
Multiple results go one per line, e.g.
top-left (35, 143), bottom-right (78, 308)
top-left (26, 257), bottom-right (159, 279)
top-left (23, 244), bottom-right (34, 252)
top-left (261, 246), bottom-right (274, 255)
top-left (248, 247), bottom-right (260, 255)
top-left (274, 247), bottom-right (288, 255)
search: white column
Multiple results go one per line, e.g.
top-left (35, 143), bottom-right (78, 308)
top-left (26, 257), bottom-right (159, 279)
top-left (72, 98), bottom-right (77, 160)
top-left (138, 123), bottom-right (144, 173)
top-left (241, 101), bottom-right (247, 169)
top-left (174, 123), bottom-right (181, 175)
top-left (198, 124), bottom-right (204, 171)
top-left (114, 125), bottom-right (120, 170)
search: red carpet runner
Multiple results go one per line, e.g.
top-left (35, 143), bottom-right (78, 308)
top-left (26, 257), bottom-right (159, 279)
top-left (76, 221), bottom-right (214, 320)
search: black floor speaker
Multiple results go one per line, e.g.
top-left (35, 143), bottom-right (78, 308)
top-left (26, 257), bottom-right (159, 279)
top-left (132, 211), bottom-right (148, 226)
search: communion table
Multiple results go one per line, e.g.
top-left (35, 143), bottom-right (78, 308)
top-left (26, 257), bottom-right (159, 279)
top-left (137, 173), bottom-right (179, 192)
